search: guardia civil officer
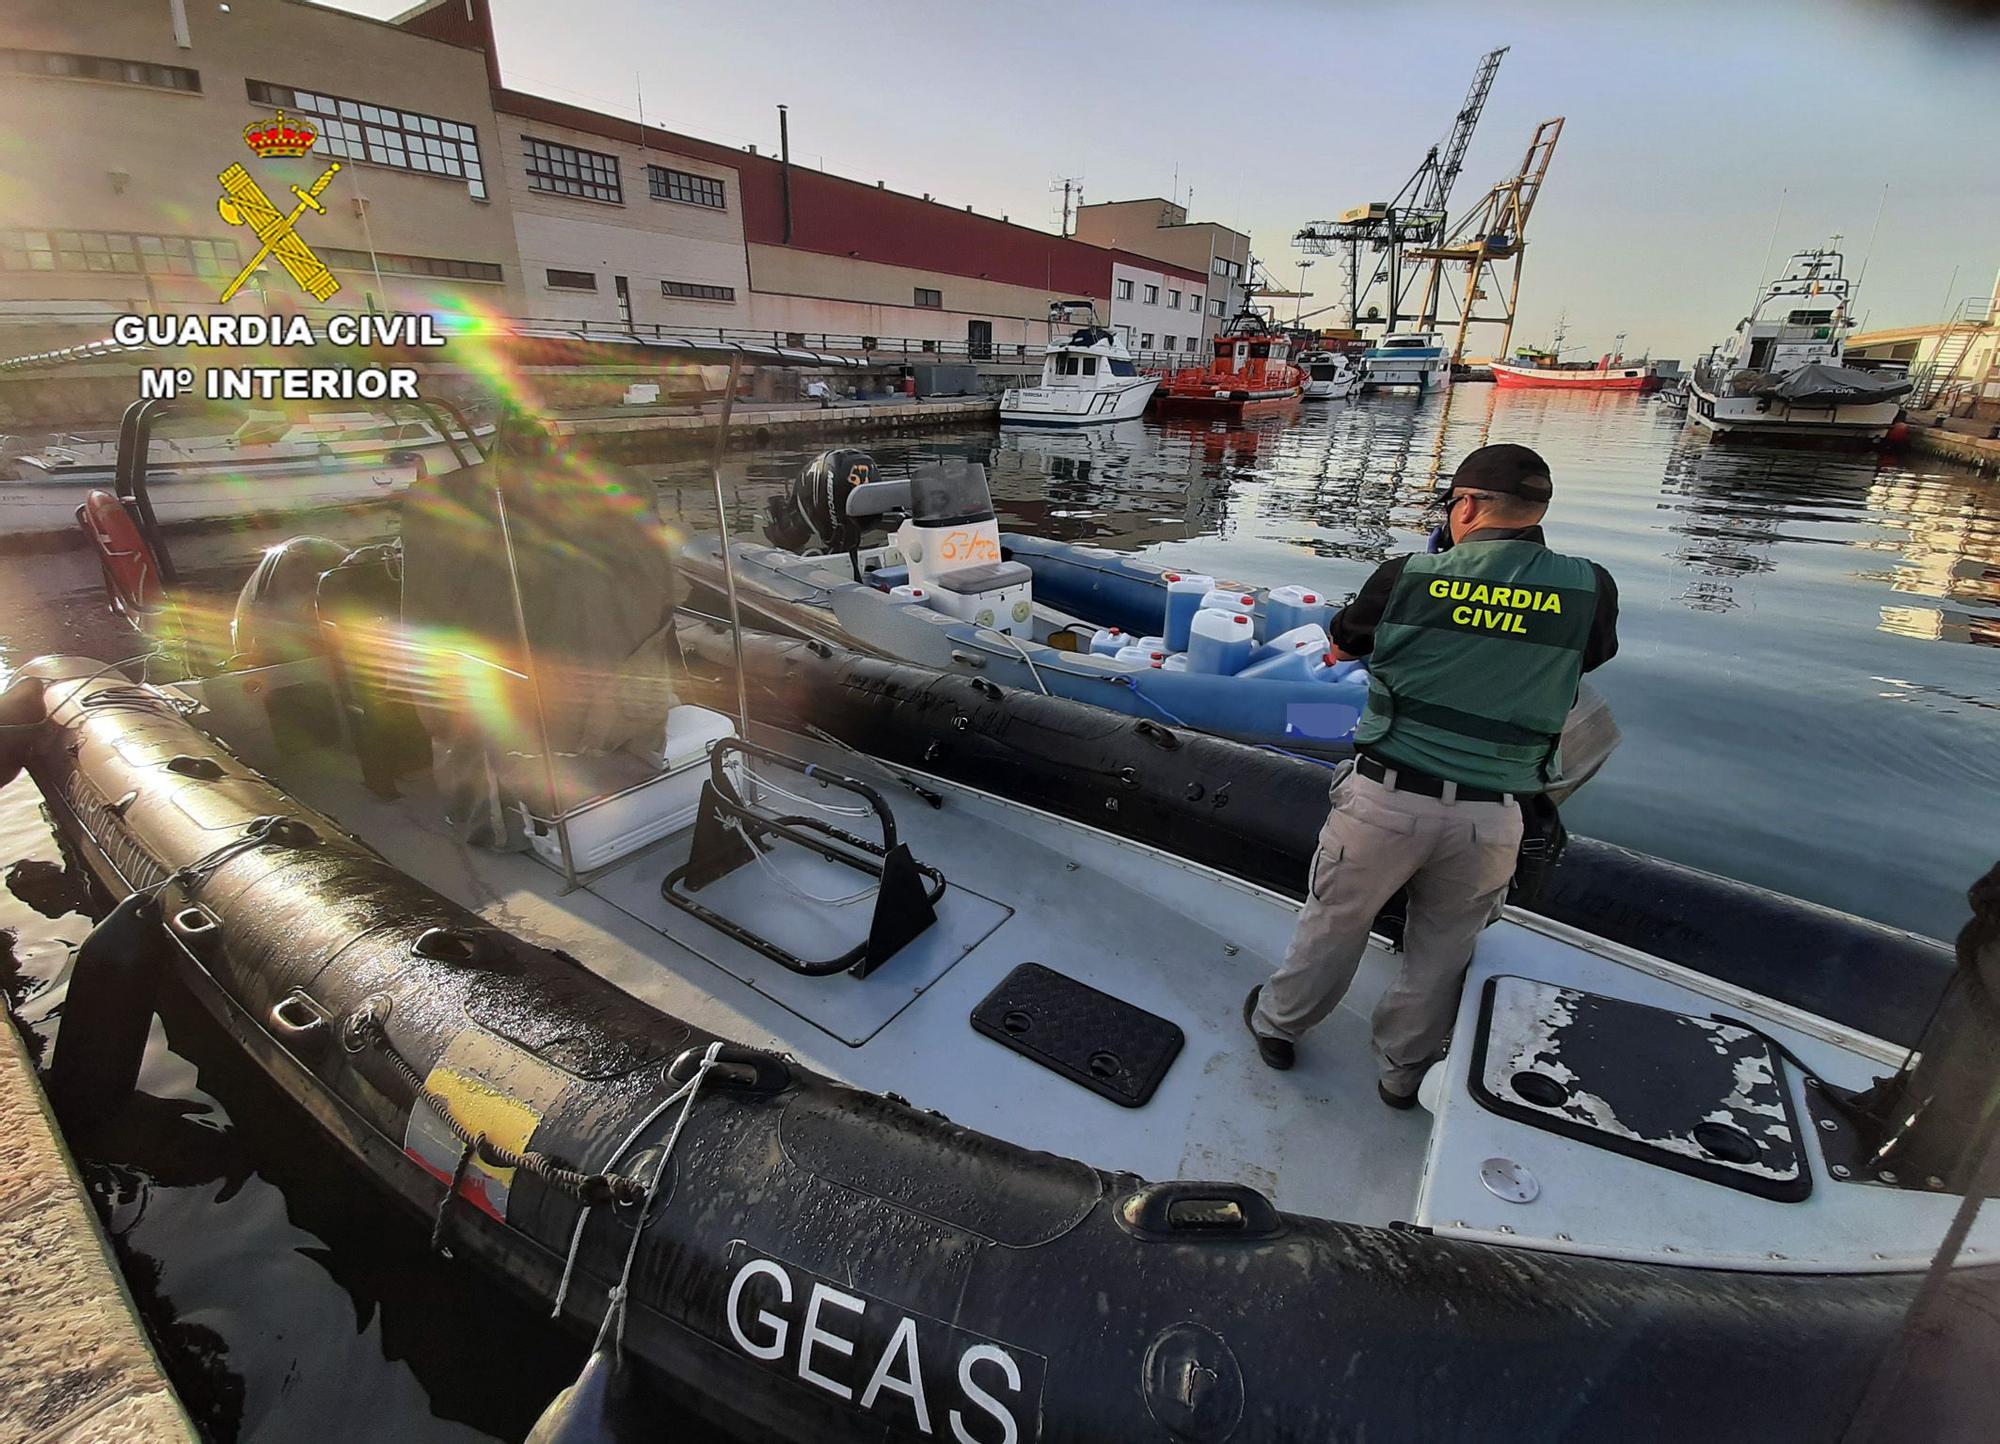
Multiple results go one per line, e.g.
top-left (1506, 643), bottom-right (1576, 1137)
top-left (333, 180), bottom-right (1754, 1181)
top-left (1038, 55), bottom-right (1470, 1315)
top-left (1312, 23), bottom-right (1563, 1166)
top-left (1244, 443), bottom-right (1619, 1106)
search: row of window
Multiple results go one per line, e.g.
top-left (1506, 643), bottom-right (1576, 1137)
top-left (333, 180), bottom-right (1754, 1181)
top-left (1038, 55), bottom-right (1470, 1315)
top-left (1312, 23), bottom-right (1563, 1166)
top-left (319, 248), bottom-right (504, 283)
top-left (1212, 256), bottom-right (1242, 280)
top-left (3, 48), bottom-right (200, 93)
top-left (1135, 334), bottom-right (1201, 353)
top-left (522, 135), bottom-right (729, 213)
top-left (1114, 278), bottom-right (1204, 311)
top-left (248, 80), bottom-right (488, 201)
top-left (0, 228), bottom-right (239, 277)
top-left (545, 269), bottom-right (735, 302)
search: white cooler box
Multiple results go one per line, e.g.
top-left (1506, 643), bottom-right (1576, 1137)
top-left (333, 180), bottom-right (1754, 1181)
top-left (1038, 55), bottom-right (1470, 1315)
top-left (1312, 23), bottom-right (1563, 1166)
top-left (525, 705), bottom-right (736, 872)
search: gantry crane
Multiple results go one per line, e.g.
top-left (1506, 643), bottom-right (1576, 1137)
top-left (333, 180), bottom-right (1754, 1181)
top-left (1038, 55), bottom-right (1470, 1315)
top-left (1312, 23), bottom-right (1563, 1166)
top-left (1293, 46), bottom-right (1508, 332)
top-left (1407, 116), bottom-right (1564, 363)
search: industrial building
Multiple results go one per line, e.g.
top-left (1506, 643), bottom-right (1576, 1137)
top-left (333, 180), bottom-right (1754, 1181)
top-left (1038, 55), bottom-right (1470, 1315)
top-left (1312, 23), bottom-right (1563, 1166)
top-left (0, 0), bottom-right (1255, 372)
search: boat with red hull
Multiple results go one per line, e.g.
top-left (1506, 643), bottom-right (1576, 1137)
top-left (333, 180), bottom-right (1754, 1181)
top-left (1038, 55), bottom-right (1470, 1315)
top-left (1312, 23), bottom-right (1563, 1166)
top-left (1490, 332), bottom-right (1661, 392)
top-left (1152, 306), bottom-right (1305, 418)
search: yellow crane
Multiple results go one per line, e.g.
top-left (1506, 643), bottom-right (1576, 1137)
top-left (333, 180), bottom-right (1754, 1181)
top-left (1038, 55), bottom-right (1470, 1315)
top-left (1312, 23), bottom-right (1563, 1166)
top-left (1407, 117), bottom-right (1563, 364)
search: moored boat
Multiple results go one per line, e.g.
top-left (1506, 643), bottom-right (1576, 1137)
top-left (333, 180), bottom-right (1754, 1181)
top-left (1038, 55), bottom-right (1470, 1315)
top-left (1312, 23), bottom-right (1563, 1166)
top-left (1688, 246), bottom-right (1913, 444)
top-left (1361, 331), bottom-right (1453, 391)
top-left (15, 386), bottom-right (2000, 1442)
top-left (0, 408), bottom-right (488, 535)
top-left (999, 303), bottom-right (1158, 426)
top-left (1490, 349), bottom-right (1657, 391)
top-left (1151, 302), bottom-right (1305, 418)
top-left (1299, 349), bottom-right (1364, 400)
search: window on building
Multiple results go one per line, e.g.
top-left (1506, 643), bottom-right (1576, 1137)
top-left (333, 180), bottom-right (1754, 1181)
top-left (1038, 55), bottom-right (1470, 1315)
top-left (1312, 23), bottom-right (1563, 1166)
top-left (319, 248), bottom-right (502, 282)
top-left (1209, 299), bottom-right (1225, 317)
top-left (1212, 257), bottom-right (1239, 279)
top-left (1144, 285), bottom-right (1159, 305)
top-left (648, 165), bottom-right (726, 209)
top-left (1187, 294), bottom-right (1201, 313)
top-left (247, 81), bottom-right (486, 200)
top-left (1139, 333), bottom-right (1154, 349)
top-left (1186, 336), bottom-right (1199, 352)
top-left (545, 268), bottom-right (597, 290)
top-left (523, 136), bottom-right (622, 203)
top-left (4, 48), bottom-right (200, 92)
top-left (1163, 336), bottom-right (1176, 351)
top-left (1116, 279), bottom-right (1134, 301)
top-left (1168, 289), bottom-right (1181, 309)
top-left (1, 228), bottom-right (237, 276)
top-left (915, 287), bottom-right (943, 308)
top-left (662, 280), bottom-right (735, 302)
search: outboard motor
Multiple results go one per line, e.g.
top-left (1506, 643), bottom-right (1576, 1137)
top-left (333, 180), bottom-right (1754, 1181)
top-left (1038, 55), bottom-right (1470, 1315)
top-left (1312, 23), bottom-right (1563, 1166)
top-left (1846, 861), bottom-right (2000, 1192)
top-left (764, 448), bottom-right (875, 558)
top-left (229, 534), bottom-right (353, 666)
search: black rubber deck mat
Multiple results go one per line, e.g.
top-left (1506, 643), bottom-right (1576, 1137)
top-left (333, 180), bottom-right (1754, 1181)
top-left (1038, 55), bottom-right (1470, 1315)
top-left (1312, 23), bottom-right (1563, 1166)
top-left (971, 962), bottom-right (1184, 1108)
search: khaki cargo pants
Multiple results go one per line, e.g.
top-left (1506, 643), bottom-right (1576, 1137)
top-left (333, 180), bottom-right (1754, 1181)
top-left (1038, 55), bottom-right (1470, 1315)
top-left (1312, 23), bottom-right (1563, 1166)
top-left (1252, 767), bottom-right (1523, 1095)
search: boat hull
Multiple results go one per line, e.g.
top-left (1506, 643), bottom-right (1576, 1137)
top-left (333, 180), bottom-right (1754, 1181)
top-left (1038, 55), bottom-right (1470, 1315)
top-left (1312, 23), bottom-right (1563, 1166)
top-left (8, 656), bottom-right (1993, 1441)
top-left (1360, 364), bottom-right (1452, 392)
top-left (999, 377), bottom-right (1159, 426)
top-left (1150, 388), bottom-right (1302, 417)
top-left (1491, 363), bottom-right (1653, 391)
top-left (0, 441), bottom-right (455, 535)
top-left (1687, 382), bottom-right (1901, 443)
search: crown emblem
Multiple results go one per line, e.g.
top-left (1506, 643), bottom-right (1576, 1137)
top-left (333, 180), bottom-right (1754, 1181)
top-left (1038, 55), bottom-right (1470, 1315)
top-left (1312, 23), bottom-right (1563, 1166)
top-left (243, 109), bottom-right (317, 159)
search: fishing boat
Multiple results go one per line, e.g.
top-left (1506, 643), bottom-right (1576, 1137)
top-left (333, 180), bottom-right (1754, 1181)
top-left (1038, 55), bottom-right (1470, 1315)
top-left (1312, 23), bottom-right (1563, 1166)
top-left (1361, 331), bottom-right (1453, 392)
top-left (999, 303), bottom-right (1159, 426)
top-left (11, 388), bottom-right (1998, 1440)
top-left (0, 407), bottom-right (487, 535)
top-left (1490, 331), bottom-right (1659, 391)
top-left (1151, 304), bottom-right (1305, 418)
top-left (1298, 349), bottom-right (1364, 400)
top-left (1688, 246), bottom-right (1913, 444)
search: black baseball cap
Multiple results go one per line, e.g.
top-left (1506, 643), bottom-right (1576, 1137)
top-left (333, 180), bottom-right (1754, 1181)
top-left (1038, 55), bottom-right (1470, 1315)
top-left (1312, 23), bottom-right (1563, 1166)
top-left (1446, 443), bottom-right (1553, 502)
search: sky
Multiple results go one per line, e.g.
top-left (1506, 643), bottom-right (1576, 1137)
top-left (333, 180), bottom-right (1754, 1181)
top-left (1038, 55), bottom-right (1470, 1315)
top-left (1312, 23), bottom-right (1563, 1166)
top-left (341, 0), bottom-right (2000, 361)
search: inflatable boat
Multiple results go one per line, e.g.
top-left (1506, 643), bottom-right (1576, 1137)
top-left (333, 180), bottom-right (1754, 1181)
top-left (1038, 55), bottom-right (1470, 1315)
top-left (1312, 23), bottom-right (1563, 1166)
top-left (696, 452), bottom-right (1620, 769)
top-left (12, 419), bottom-right (1998, 1438)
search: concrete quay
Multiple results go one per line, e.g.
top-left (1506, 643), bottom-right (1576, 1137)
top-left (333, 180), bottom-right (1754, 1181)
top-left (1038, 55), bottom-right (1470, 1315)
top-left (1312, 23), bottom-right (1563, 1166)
top-left (1907, 413), bottom-right (2000, 474)
top-left (0, 1023), bottom-right (195, 1444)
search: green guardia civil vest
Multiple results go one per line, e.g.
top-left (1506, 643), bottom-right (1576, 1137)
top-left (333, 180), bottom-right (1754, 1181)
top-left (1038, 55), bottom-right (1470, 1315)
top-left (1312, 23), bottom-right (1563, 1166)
top-left (1352, 537), bottom-right (1599, 793)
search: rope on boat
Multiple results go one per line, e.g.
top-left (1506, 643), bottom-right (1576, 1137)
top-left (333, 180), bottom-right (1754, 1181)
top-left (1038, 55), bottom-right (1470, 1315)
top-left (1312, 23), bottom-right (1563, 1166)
top-left (551, 1041), bottom-right (725, 1330)
top-left (353, 1011), bottom-right (651, 1220)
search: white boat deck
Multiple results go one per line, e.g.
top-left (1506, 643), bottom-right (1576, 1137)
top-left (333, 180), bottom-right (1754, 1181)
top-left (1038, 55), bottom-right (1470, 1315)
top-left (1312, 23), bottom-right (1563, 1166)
top-left (253, 713), bottom-right (1990, 1275)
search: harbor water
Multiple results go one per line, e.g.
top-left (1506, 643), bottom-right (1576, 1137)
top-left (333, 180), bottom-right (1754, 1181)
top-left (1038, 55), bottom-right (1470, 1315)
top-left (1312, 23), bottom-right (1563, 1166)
top-left (1, 387), bottom-right (1996, 1439)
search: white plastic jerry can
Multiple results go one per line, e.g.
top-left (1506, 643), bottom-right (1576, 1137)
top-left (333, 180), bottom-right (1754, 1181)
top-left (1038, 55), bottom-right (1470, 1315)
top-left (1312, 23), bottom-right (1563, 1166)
top-left (1114, 644), bottom-right (1165, 668)
top-left (1187, 608), bottom-right (1255, 675)
top-left (1250, 623), bottom-right (1330, 664)
top-left (1162, 572), bottom-right (1216, 651)
top-left (1089, 626), bottom-right (1128, 656)
top-left (1266, 584), bottom-right (1333, 638)
top-left (888, 584), bottom-right (931, 606)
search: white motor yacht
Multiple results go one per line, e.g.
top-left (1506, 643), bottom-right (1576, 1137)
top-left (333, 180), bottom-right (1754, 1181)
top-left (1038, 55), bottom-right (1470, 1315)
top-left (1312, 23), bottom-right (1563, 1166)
top-left (1688, 247), bottom-right (1912, 444)
top-left (1001, 303), bottom-right (1160, 426)
top-left (1362, 331), bottom-right (1453, 391)
top-left (1299, 349), bottom-right (1363, 400)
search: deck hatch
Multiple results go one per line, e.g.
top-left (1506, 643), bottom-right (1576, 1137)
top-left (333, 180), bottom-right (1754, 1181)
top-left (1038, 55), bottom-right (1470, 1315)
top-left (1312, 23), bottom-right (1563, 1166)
top-left (1470, 975), bottom-right (1809, 1202)
top-left (971, 962), bottom-right (1185, 1108)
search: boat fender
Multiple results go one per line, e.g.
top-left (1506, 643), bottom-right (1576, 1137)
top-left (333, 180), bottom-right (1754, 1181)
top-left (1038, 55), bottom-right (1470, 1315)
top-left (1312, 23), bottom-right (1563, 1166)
top-left (46, 889), bottom-right (168, 1127)
top-left (524, 1345), bottom-right (649, 1444)
top-left (0, 673), bottom-right (46, 788)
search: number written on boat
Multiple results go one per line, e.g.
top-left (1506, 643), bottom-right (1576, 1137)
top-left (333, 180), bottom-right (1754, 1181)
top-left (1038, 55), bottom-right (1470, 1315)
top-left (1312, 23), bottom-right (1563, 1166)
top-left (938, 529), bottom-right (1000, 564)
top-left (723, 1246), bottom-right (1044, 1442)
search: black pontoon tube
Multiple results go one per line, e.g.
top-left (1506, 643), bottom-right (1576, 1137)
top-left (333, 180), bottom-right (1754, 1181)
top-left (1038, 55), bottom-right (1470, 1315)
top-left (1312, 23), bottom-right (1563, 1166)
top-left (8, 656), bottom-right (1999, 1441)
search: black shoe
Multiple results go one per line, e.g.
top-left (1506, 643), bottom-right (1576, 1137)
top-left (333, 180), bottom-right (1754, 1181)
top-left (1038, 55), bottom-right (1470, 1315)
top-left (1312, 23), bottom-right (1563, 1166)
top-left (1243, 986), bottom-right (1294, 1071)
top-left (1377, 1079), bottom-right (1420, 1111)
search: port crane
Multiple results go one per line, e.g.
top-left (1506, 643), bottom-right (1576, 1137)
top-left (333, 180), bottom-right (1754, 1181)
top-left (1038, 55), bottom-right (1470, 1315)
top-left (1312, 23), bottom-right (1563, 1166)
top-left (1406, 116), bottom-right (1564, 364)
top-left (1293, 46), bottom-right (1507, 336)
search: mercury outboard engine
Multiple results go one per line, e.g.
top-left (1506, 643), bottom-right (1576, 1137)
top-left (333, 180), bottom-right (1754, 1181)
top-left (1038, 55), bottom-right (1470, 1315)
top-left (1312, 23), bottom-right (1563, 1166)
top-left (764, 448), bottom-right (875, 562)
top-left (1845, 861), bottom-right (2000, 1192)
